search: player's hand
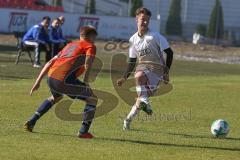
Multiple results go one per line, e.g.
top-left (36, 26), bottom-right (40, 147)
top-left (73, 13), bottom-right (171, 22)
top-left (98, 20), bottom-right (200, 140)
top-left (45, 44), bottom-right (50, 51)
top-left (60, 43), bottom-right (65, 48)
top-left (116, 78), bottom-right (126, 86)
top-left (30, 83), bottom-right (40, 96)
top-left (163, 74), bottom-right (170, 84)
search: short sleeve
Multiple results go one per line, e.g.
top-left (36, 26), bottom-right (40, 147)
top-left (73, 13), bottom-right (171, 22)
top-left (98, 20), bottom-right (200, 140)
top-left (157, 33), bottom-right (170, 52)
top-left (86, 45), bottom-right (96, 57)
top-left (129, 38), bottom-right (137, 58)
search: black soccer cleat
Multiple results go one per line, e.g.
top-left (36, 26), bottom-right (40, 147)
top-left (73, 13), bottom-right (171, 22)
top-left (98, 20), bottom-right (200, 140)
top-left (139, 101), bottom-right (153, 115)
top-left (24, 121), bottom-right (35, 132)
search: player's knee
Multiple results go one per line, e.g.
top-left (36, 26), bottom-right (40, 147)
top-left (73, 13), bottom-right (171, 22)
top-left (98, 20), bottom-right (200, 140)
top-left (135, 71), bottom-right (147, 84)
top-left (86, 94), bottom-right (98, 106)
top-left (135, 71), bottom-right (145, 79)
top-left (48, 95), bottom-right (63, 104)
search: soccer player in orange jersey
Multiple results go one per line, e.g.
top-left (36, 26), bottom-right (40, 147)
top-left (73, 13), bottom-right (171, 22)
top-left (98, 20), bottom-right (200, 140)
top-left (24, 26), bottom-right (98, 139)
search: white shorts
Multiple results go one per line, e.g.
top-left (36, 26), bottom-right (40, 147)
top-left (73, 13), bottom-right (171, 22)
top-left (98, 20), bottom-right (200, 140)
top-left (135, 69), bottom-right (163, 95)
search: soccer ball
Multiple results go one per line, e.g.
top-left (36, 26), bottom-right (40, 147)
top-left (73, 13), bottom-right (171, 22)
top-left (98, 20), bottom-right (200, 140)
top-left (211, 119), bottom-right (229, 138)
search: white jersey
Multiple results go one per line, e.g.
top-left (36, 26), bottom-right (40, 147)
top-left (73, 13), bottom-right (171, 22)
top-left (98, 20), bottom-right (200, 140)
top-left (129, 31), bottom-right (169, 75)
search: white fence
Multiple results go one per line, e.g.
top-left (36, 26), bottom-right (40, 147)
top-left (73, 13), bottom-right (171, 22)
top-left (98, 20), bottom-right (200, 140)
top-left (0, 8), bottom-right (159, 40)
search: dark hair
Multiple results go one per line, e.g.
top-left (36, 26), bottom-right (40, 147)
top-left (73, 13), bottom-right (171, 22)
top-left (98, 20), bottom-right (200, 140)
top-left (42, 16), bottom-right (51, 21)
top-left (80, 26), bottom-right (98, 38)
top-left (135, 7), bottom-right (152, 17)
top-left (53, 18), bottom-right (60, 22)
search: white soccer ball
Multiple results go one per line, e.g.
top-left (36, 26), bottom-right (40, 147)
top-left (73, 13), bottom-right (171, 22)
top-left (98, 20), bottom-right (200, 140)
top-left (211, 119), bottom-right (229, 138)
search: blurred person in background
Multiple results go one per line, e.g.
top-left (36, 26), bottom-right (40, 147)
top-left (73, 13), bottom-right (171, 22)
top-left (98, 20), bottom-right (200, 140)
top-left (49, 18), bottom-right (65, 57)
top-left (57, 15), bottom-right (67, 44)
top-left (22, 16), bottom-right (51, 67)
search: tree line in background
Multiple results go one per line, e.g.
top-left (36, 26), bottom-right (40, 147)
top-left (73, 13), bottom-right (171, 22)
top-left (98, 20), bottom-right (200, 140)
top-left (84, 0), bottom-right (224, 40)
top-left (207, 0), bottom-right (224, 39)
top-left (165, 0), bottom-right (224, 41)
top-left (54, 0), bottom-right (224, 41)
top-left (165, 0), bottom-right (182, 36)
top-left (85, 0), bottom-right (143, 16)
top-left (51, 0), bottom-right (62, 6)
top-left (85, 0), bottom-right (96, 14)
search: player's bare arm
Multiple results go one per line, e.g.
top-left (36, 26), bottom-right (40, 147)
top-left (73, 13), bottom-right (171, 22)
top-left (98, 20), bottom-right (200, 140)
top-left (30, 56), bottom-right (57, 95)
top-left (83, 55), bottom-right (95, 84)
top-left (117, 58), bottom-right (137, 86)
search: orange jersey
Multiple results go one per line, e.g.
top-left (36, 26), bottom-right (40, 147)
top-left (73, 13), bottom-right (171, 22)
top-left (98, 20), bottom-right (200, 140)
top-left (48, 39), bottom-right (96, 81)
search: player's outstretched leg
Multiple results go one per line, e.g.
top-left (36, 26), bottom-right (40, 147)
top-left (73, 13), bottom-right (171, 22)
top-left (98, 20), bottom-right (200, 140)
top-left (122, 71), bottom-right (151, 129)
top-left (123, 104), bottom-right (140, 130)
top-left (24, 95), bottom-right (62, 132)
top-left (135, 71), bottom-right (153, 115)
top-left (123, 98), bottom-right (152, 130)
top-left (77, 94), bottom-right (97, 139)
top-left (137, 93), bottom-right (153, 115)
top-left (123, 71), bottom-right (153, 130)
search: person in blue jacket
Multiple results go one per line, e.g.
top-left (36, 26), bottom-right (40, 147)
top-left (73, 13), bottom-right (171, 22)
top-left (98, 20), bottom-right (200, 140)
top-left (48, 18), bottom-right (65, 57)
top-left (22, 16), bottom-right (51, 68)
top-left (58, 16), bottom-right (66, 43)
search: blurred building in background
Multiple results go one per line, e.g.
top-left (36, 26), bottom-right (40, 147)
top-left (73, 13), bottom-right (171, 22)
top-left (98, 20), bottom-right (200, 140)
top-left (145, 0), bottom-right (240, 44)
top-left (0, 0), bottom-right (240, 44)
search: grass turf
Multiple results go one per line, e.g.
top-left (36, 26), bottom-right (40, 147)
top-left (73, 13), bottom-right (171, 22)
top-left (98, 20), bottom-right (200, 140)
top-left (0, 49), bottom-right (240, 160)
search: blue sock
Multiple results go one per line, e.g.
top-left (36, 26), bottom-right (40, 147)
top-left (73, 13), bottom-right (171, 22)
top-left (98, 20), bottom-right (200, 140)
top-left (29, 99), bottom-right (53, 124)
top-left (80, 104), bottom-right (96, 134)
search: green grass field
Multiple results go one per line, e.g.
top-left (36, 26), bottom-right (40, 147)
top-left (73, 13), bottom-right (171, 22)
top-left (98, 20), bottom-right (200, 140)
top-left (0, 46), bottom-right (240, 160)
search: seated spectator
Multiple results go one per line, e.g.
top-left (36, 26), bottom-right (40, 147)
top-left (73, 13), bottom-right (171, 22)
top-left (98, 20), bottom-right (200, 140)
top-left (49, 18), bottom-right (65, 57)
top-left (58, 16), bottom-right (67, 44)
top-left (22, 16), bottom-right (51, 68)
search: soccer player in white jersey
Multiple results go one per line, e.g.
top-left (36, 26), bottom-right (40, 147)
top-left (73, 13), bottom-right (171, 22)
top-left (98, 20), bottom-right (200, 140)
top-left (117, 7), bottom-right (174, 130)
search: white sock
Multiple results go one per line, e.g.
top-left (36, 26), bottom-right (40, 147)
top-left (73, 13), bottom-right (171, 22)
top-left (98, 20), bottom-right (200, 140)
top-left (135, 86), bottom-right (150, 104)
top-left (140, 96), bottom-right (149, 104)
top-left (126, 104), bottom-right (140, 121)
